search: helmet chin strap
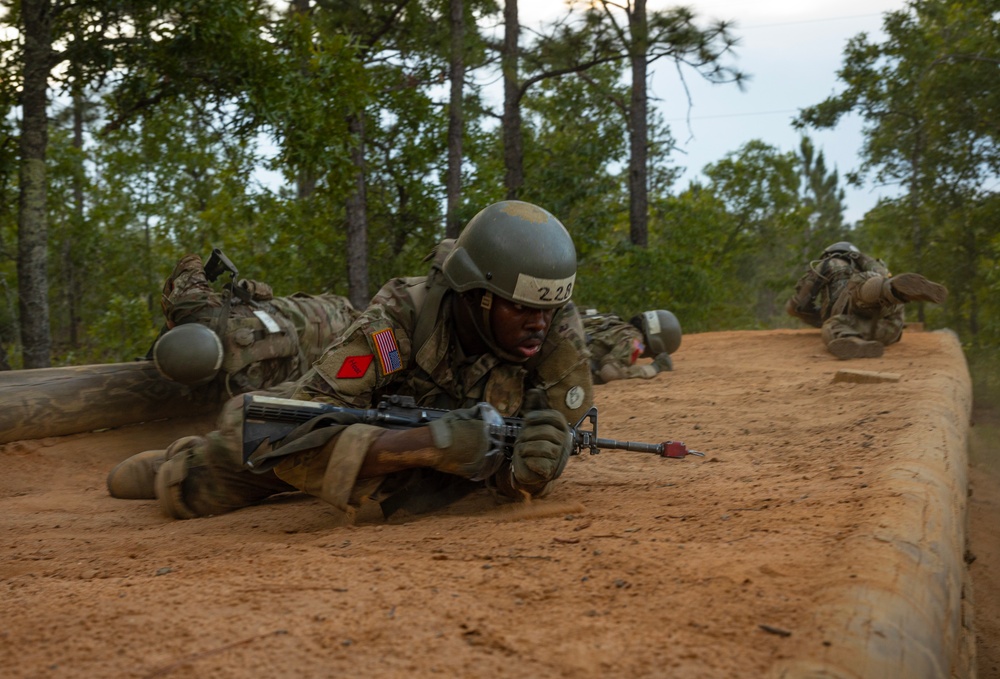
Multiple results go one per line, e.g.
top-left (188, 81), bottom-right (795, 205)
top-left (471, 290), bottom-right (530, 364)
top-left (479, 290), bottom-right (493, 333)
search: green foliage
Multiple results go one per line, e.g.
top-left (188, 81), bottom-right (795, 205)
top-left (577, 239), bottom-right (724, 333)
top-left (519, 63), bottom-right (630, 261)
top-left (0, 89), bottom-right (16, 338)
top-left (362, 56), bottom-right (452, 287)
top-left (800, 0), bottom-right (1000, 359)
top-left (255, 7), bottom-right (366, 192)
top-left (63, 294), bottom-right (159, 365)
top-left (966, 346), bottom-right (1000, 407)
top-left (701, 140), bottom-right (810, 325)
top-left (0, 0), bottom-right (994, 384)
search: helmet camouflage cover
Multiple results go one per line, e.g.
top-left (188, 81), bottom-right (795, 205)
top-left (441, 201), bottom-right (576, 309)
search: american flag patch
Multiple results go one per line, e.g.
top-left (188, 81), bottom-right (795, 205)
top-left (371, 328), bottom-right (403, 375)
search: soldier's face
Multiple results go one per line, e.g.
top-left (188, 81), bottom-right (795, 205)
top-left (490, 297), bottom-right (555, 360)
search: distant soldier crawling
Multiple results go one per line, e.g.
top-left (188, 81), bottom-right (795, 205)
top-left (785, 242), bottom-right (948, 360)
top-left (582, 309), bottom-right (680, 384)
top-left (152, 253), bottom-right (360, 395)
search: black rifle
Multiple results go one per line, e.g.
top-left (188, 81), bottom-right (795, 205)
top-left (204, 247), bottom-right (254, 306)
top-left (242, 393), bottom-right (703, 470)
top-left (203, 247), bottom-right (239, 283)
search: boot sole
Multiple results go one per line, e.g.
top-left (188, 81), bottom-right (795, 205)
top-left (891, 274), bottom-right (948, 304)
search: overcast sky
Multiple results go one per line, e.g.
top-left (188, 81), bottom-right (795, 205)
top-left (520, 0), bottom-right (910, 224)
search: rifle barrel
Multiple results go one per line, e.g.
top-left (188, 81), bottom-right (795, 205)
top-left (593, 437), bottom-right (664, 455)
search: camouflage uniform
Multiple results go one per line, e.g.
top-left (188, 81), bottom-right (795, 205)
top-left (582, 313), bottom-right (665, 384)
top-left (786, 251), bottom-right (905, 347)
top-left (157, 245), bottom-right (594, 521)
top-left (161, 254), bottom-right (360, 394)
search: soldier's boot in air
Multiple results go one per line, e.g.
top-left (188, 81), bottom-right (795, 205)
top-left (106, 449), bottom-right (167, 499)
top-left (827, 337), bottom-right (885, 360)
top-left (888, 273), bottom-right (948, 304)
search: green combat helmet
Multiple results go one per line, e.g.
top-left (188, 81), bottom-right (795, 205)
top-left (822, 241), bottom-right (860, 259)
top-left (152, 323), bottom-right (224, 386)
top-left (636, 310), bottom-right (682, 357)
top-left (442, 200), bottom-right (576, 309)
top-left (441, 200), bottom-right (577, 363)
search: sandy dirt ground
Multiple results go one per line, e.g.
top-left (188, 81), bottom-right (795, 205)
top-left (969, 402), bottom-right (1000, 679)
top-left (1, 328), bottom-right (996, 679)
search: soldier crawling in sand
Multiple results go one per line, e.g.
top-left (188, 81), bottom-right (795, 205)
top-left (786, 241), bottom-right (948, 360)
top-left (581, 309), bottom-right (680, 384)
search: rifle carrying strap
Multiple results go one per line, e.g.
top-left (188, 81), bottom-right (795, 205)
top-left (411, 281), bottom-right (448, 358)
top-left (213, 285), bottom-right (233, 343)
top-left (407, 239), bottom-right (457, 364)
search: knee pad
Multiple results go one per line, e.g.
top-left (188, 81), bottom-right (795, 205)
top-left (154, 448), bottom-right (202, 520)
top-left (164, 435), bottom-right (206, 460)
top-left (154, 436), bottom-right (218, 520)
top-left (597, 363), bottom-right (625, 384)
top-left (857, 274), bottom-right (902, 306)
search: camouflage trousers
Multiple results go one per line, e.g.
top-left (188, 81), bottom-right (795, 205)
top-left (820, 271), bottom-right (905, 347)
top-left (157, 389), bottom-right (383, 520)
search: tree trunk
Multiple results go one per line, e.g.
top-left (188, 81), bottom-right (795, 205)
top-left (908, 128), bottom-right (925, 323)
top-left (0, 276), bottom-right (15, 370)
top-left (445, 0), bottom-right (465, 239)
top-left (627, 0), bottom-right (649, 247)
top-left (345, 113), bottom-right (370, 310)
top-left (17, 0), bottom-right (53, 368)
top-left (502, 0), bottom-right (523, 200)
top-left (296, 171), bottom-right (317, 200)
top-left (291, 0), bottom-right (317, 200)
top-left (965, 223), bottom-right (978, 340)
top-left (67, 80), bottom-right (84, 349)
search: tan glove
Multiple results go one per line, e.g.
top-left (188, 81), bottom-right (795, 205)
top-left (428, 404), bottom-right (504, 481)
top-left (636, 364), bottom-right (658, 379)
top-left (511, 389), bottom-right (572, 492)
top-left (652, 352), bottom-right (673, 372)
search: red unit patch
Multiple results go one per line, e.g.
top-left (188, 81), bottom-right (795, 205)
top-left (336, 354), bottom-right (374, 379)
top-left (630, 338), bottom-right (645, 365)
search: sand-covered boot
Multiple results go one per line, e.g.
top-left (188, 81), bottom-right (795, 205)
top-left (889, 273), bottom-right (948, 304)
top-left (106, 449), bottom-right (167, 499)
top-left (827, 337), bottom-right (884, 360)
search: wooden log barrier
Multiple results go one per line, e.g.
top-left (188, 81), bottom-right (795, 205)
top-left (769, 331), bottom-right (973, 679)
top-left (0, 361), bottom-right (226, 444)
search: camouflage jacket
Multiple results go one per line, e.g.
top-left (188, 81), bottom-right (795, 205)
top-left (294, 276), bottom-right (594, 423)
top-left (787, 251), bottom-right (891, 328)
top-left (161, 254), bottom-right (359, 394)
top-left (581, 313), bottom-right (666, 384)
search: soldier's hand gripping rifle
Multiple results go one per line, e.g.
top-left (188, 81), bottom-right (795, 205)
top-left (241, 393), bottom-right (703, 471)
